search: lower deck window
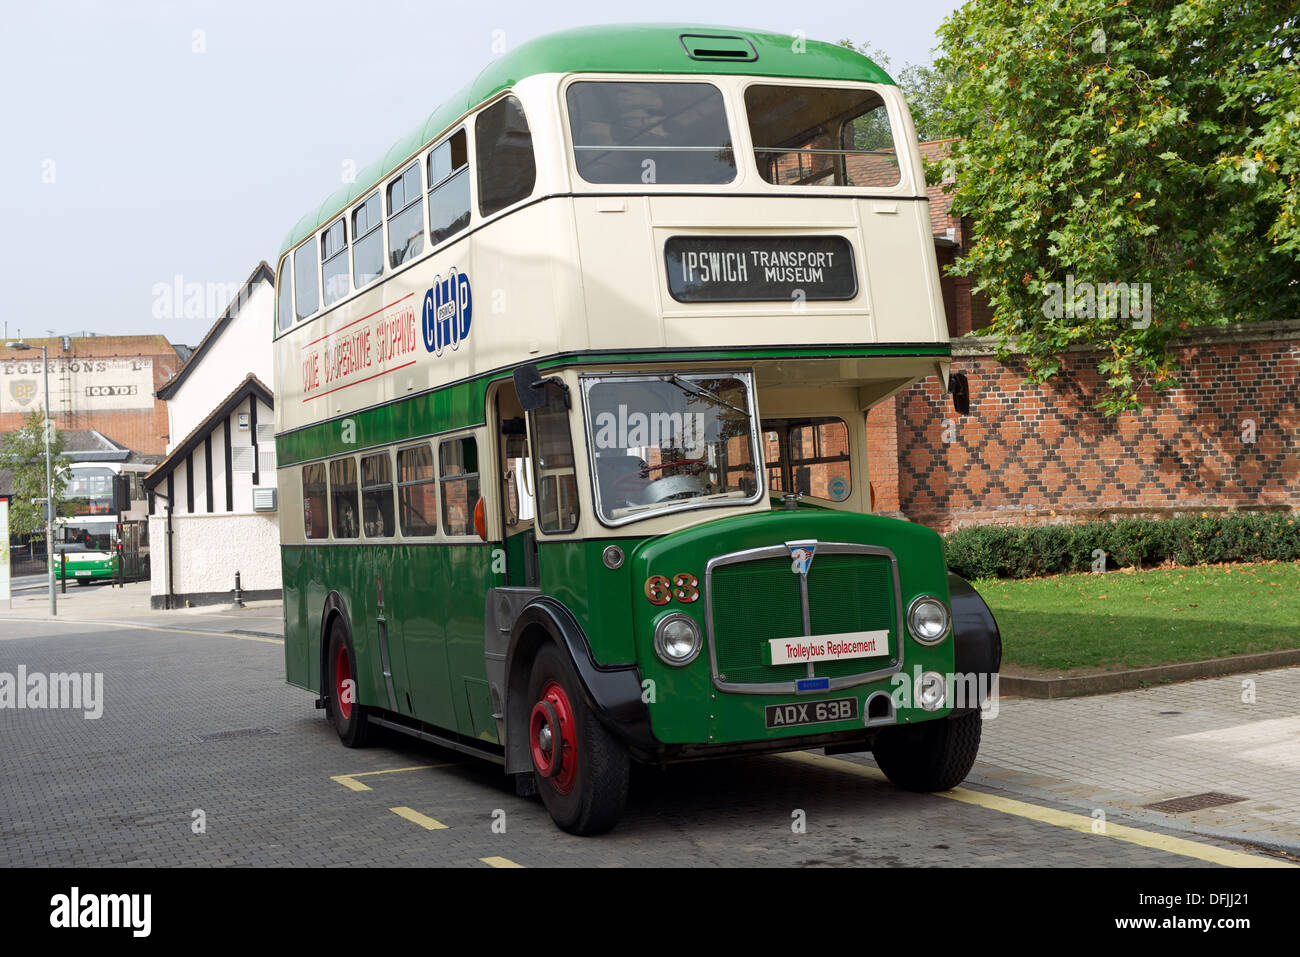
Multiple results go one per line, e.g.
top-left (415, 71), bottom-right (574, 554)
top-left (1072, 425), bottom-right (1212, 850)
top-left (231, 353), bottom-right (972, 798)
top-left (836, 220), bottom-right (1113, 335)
top-left (329, 457), bottom-right (360, 539)
top-left (397, 445), bottom-right (437, 536)
top-left (302, 463), bottom-right (328, 539)
top-left (361, 452), bottom-right (395, 537)
top-left (439, 437), bottom-right (480, 537)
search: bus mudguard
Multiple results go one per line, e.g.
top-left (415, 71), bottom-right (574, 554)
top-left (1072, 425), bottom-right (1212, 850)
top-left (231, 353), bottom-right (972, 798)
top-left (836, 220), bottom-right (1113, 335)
top-left (947, 572), bottom-right (1002, 711)
top-left (317, 591), bottom-right (351, 704)
top-left (503, 596), bottom-right (657, 772)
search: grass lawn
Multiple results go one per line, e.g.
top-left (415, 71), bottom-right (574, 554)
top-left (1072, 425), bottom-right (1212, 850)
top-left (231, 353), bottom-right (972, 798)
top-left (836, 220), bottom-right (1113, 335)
top-left (973, 561), bottom-right (1300, 673)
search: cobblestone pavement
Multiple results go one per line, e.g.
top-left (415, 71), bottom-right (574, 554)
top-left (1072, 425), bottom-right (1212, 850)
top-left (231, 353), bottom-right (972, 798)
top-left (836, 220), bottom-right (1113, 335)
top-left (974, 669), bottom-right (1300, 853)
top-left (0, 605), bottom-right (1294, 867)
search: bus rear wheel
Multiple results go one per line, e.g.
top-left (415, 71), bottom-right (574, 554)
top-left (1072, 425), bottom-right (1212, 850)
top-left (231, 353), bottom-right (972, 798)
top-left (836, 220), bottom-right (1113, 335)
top-left (525, 643), bottom-right (629, 835)
top-left (872, 710), bottom-right (981, 792)
top-left (326, 620), bottom-right (370, 748)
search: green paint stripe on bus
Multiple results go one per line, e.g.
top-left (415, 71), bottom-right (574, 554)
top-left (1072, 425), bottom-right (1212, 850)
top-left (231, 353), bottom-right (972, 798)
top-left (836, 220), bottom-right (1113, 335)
top-left (274, 344), bottom-right (951, 466)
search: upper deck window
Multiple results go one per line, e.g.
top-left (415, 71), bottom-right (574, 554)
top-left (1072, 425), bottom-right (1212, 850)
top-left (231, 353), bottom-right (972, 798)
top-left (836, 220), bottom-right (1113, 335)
top-left (352, 192), bottom-right (384, 288)
top-left (293, 242), bottom-right (318, 320)
top-left (320, 218), bottom-right (349, 307)
top-left (745, 85), bottom-right (900, 188)
top-left (276, 255), bottom-right (293, 332)
top-left (566, 81), bottom-right (735, 185)
top-left (387, 162), bottom-right (424, 267)
top-left (476, 96), bottom-right (536, 217)
top-left (428, 130), bottom-right (469, 246)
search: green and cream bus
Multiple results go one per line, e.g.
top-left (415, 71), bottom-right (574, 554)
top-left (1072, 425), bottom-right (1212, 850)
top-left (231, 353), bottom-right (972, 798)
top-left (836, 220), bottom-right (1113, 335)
top-left (274, 24), bottom-right (1001, 834)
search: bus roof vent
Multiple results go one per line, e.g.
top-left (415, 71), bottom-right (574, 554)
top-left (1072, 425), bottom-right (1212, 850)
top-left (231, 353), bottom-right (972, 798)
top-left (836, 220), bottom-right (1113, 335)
top-left (680, 34), bottom-right (758, 62)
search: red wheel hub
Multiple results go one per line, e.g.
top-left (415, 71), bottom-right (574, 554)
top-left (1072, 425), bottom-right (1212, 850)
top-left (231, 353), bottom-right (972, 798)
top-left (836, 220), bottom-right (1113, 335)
top-left (529, 681), bottom-right (577, 794)
top-left (335, 644), bottom-right (352, 721)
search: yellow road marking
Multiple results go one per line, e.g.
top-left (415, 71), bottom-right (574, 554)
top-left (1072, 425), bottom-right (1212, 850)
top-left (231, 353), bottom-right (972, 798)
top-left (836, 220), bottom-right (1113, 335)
top-left (331, 763), bottom-right (461, 792)
top-left (390, 806), bottom-right (448, 830)
top-left (479, 856), bottom-right (523, 868)
top-left (783, 751), bottom-right (1294, 869)
top-left (0, 616), bottom-right (283, 644)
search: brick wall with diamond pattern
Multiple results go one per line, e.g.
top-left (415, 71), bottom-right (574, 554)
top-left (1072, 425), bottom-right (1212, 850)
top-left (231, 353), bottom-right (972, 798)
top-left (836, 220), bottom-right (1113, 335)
top-left (867, 321), bottom-right (1300, 533)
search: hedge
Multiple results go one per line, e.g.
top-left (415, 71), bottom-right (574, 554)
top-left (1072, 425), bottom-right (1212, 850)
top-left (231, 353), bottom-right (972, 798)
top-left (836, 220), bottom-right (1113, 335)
top-left (943, 513), bottom-right (1300, 580)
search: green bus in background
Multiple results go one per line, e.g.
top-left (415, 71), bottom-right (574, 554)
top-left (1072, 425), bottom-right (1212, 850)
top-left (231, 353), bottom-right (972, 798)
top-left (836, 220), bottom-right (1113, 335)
top-left (54, 518), bottom-right (149, 584)
top-left (274, 24), bottom-right (1001, 834)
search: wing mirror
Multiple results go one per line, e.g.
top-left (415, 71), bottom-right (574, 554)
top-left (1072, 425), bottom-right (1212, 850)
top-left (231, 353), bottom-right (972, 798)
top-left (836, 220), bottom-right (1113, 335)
top-left (948, 371), bottom-right (971, 416)
top-left (512, 363), bottom-right (569, 412)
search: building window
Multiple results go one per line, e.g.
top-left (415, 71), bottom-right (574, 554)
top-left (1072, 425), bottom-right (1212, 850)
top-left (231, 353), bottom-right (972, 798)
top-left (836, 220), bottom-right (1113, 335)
top-left (476, 95), bottom-right (536, 217)
top-left (329, 456), bottom-right (359, 539)
top-left (396, 444), bottom-right (437, 536)
top-left (360, 451), bottom-right (395, 538)
top-left (387, 162), bottom-right (424, 268)
top-left (352, 192), bottom-right (384, 288)
top-left (439, 436), bottom-right (480, 537)
top-left (293, 242), bottom-right (318, 319)
top-left (428, 130), bottom-right (470, 246)
top-left (321, 218), bottom-right (349, 307)
top-left (276, 255), bottom-right (294, 332)
top-left (302, 463), bottom-right (328, 539)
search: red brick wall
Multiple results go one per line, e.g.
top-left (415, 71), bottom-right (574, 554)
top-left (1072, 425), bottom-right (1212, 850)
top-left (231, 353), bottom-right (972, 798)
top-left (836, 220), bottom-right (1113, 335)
top-left (868, 323), bottom-right (1300, 533)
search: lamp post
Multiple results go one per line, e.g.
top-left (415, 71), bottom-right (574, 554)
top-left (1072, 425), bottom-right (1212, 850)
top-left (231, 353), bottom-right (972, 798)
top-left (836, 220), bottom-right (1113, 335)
top-left (4, 339), bottom-right (56, 616)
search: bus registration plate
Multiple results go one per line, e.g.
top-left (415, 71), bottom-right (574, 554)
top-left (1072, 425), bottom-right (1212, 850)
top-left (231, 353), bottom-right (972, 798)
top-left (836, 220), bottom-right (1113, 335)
top-left (765, 697), bottom-right (858, 729)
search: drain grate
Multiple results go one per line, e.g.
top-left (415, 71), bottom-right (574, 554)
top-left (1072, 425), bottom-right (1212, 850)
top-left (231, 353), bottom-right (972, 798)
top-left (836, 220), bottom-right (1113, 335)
top-left (1143, 791), bottom-right (1247, 813)
top-left (195, 727), bottom-right (278, 743)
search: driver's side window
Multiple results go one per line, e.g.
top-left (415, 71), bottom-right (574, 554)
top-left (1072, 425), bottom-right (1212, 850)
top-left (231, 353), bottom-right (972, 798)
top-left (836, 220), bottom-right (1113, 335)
top-left (530, 384), bottom-right (579, 534)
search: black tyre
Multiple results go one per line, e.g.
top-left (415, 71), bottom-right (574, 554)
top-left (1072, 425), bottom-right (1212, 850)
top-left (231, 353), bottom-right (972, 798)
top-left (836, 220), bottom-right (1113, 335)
top-left (525, 643), bottom-right (629, 835)
top-left (326, 618), bottom-right (371, 748)
top-left (872, 711), bottom-right (981, 792)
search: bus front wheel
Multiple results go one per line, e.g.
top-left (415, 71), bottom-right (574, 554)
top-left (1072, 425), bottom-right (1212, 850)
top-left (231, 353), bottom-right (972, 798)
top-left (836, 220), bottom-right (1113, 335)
top-left (326, 620), bottom-right (371, 748)
top-left (525, 643), bottom-right (629, 835)
top-left (872, 710), bottom-right (981, 792)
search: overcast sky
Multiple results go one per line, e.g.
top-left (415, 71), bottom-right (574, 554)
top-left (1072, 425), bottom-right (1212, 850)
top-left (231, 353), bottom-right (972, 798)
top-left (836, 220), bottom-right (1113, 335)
top-left (0, 0), bottom-right (963, 347)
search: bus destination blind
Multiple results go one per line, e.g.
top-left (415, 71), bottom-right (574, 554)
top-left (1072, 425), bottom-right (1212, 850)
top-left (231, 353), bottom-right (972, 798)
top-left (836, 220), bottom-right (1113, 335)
top-left (664, 235), bottom-right (857, 303)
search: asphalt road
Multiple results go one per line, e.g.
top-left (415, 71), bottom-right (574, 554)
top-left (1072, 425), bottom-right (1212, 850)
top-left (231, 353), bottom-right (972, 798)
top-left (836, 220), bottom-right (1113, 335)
top-left (0, 612), bottom-right (1290, 868)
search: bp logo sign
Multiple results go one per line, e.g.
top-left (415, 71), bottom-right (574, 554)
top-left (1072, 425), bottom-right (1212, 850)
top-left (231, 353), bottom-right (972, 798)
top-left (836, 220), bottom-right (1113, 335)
top-left (421, 268), bottom-right (472, 356)
top-left (9, 380), bottom-right (37, 407)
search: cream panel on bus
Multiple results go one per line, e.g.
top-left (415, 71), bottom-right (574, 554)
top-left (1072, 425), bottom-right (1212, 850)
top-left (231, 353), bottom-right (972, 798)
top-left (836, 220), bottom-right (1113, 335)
top-left (276, 200), bottom-right (576, 437)
top-left (573, 196), bottom-right (664, 351)
top-left (860, 199), bottom-right (949, 344)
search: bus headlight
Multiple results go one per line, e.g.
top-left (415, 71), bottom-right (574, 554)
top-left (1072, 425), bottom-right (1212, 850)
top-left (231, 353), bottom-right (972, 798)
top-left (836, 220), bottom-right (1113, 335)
top-left (907, 596), bottom-right (950, 644)
top-left (654, 614), bottom-right (701, 666)
top-left (916, 671), bottom-right (947, 711)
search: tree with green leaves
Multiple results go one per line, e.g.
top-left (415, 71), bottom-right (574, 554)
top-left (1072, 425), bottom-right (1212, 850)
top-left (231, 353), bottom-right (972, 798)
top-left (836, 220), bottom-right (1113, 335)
top-left (933, 0), bottom-right (1300, 412)
top-left (0, 409), bottom-right (72, 537)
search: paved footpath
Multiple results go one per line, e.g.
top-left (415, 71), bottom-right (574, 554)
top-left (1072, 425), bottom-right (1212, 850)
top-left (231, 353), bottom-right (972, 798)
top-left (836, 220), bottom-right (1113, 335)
top-left (0, 582), bottom-right (1295, 866)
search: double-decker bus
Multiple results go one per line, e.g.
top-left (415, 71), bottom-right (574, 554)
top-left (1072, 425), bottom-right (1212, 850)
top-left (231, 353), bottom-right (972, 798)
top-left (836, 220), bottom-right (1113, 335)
top-left (274, 24), bottom-right (1001, 834)
top-left (53, 463), bottom-right (151, 583)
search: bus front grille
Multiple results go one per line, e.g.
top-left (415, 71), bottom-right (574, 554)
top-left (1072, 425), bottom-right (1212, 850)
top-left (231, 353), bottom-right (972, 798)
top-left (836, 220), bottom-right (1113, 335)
top-left (704, 543), bottom-right (903, 694)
